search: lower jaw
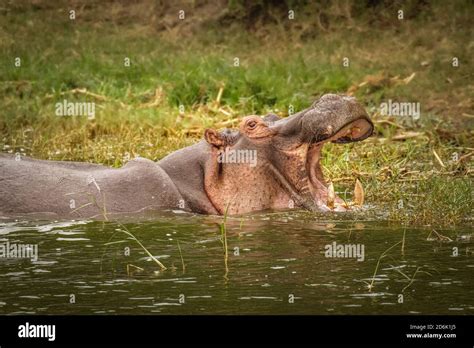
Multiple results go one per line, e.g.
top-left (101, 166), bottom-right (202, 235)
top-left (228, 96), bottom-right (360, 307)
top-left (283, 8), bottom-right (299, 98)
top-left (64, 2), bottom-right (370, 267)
top-left (306, 146), bottom-right (348, 211)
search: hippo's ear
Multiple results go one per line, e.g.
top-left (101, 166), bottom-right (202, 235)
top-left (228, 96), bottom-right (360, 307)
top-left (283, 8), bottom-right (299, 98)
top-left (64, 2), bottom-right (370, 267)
top-left (204, 129), bottom-right (226, 148)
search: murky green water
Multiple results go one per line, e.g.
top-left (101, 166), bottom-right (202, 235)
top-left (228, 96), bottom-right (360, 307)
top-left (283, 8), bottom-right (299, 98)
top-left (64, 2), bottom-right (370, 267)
top-left (0, 211), bottom-right (472, 314)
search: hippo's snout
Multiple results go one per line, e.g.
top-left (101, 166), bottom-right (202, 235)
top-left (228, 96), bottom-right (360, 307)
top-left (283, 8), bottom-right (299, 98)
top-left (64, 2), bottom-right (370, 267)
top-left (299, 94), bottom-right (374, 211)
top-left (302, 94), bottom-right (374, 145)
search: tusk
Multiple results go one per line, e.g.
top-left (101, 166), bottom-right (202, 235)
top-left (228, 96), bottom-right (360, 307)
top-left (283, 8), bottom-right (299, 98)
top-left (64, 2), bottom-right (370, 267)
top-left (354, 179), bottom-right (364, 206)
top-left (327, 182), bottom-right (335, 209)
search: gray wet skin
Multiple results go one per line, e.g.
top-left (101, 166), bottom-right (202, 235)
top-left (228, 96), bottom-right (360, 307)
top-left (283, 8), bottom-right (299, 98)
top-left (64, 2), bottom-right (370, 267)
top-left (0, 94), bottom-right (373, 219)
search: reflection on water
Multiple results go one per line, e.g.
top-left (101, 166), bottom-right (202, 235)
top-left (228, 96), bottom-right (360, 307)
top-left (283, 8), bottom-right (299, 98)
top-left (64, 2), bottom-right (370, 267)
top-left (0, 210), bottom-right (472, 314)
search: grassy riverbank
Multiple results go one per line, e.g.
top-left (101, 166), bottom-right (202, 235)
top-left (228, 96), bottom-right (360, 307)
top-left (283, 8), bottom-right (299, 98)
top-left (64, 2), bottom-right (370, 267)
top-left (0, 1), bottom-right (472, 226)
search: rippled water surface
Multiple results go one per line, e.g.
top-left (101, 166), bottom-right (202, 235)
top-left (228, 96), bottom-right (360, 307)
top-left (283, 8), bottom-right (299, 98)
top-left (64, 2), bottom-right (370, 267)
top-left (0, 211), bottom-right (473, 314)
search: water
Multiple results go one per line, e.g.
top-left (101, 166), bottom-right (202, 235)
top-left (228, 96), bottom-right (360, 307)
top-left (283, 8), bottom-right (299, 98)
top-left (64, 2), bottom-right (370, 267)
top-left (0, 211), bottom-right (472, 314)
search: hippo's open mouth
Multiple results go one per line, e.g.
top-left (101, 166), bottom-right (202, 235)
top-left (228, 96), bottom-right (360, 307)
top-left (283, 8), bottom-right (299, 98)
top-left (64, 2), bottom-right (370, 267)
top-left (305, 118), bottom-right (373, 211)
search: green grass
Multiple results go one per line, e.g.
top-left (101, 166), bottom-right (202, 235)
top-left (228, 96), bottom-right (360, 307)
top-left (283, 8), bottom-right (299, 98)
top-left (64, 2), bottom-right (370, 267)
top-left (0, 1), bottom-right (472, 226)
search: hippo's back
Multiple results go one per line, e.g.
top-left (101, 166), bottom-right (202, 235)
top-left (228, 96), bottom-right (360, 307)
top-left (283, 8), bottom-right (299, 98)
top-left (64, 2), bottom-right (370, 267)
top-left (0, 155), bottom-right (184, 219)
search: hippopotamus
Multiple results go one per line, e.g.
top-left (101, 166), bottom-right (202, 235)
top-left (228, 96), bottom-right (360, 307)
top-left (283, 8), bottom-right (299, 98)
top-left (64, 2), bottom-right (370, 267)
top-left (0, 94), bottom-right (373, 219)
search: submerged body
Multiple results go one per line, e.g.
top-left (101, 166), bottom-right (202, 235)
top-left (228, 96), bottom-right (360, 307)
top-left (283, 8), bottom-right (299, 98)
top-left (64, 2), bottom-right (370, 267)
top-left (0, 94), bottom-right (373, 219)
top-left (0, 156), bottom-right (185, 218)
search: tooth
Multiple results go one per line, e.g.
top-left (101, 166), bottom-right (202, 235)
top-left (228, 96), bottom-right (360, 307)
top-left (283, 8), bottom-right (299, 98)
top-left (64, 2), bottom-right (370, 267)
top-left (327, 182), bottom-right (335, 209)
top-left (354, 179), bottom-right (364, 206)
top-left (334, 204), bottom-right (347, 212)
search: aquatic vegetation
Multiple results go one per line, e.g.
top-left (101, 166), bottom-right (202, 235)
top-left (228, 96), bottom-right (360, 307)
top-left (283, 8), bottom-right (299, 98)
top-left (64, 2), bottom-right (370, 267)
top-left (102, 222), bottom-right (167, 272)
top-left (364, 228), bottom-right (442, 293)
top-left (219, 202), bottom-right (231, 279)
top-left (364, 240), bottom-right (402, 292)
top-left (177, 239), bottom-right (186, 273)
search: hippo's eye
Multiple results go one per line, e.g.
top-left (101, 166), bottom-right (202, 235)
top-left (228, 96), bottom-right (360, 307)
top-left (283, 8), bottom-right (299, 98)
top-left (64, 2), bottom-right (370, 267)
top-left (247, 120), bottom-right (257, 130)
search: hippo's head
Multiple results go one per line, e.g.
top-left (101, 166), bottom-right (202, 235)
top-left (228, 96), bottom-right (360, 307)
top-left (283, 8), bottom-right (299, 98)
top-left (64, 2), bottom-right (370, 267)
top-left (203, 94), bottom-right (373, 215)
